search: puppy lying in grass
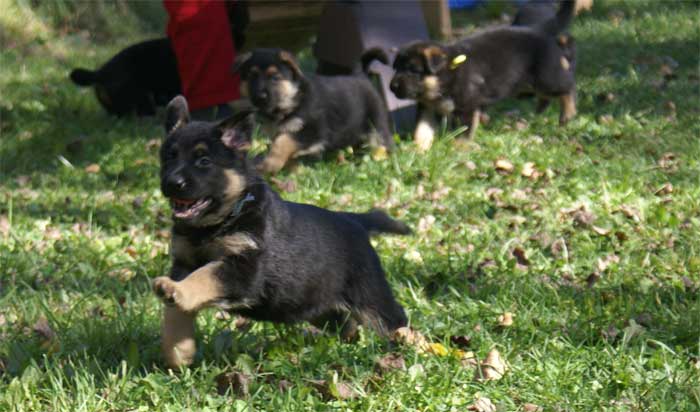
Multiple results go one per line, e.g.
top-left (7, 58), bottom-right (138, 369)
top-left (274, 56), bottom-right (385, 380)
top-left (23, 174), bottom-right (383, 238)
top-left (390, 0), bottom-right (578, 150)
top-left (152, 96), bottom-right (409, 368)
top-left (70, 38), bottom-right (181, 116)
top-left (232, 48), bottom-right (394, 174)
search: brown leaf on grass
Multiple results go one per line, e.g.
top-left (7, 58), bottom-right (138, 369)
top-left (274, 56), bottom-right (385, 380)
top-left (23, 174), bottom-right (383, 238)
top-left (494, 159), bottom-right (514, 174)
top-left (124, 246), bottom-right (137, 258)
top-left (337, 194), bottom-right (353, 206)
top-left (512, 247), bottom-right (530, 270)
top-left (598, 114), bottom-right (614, 125)
top-left (271, 177), bottom-right (297, 193)
top-left (371, 145), bottom-right (388, 161)
top-left (0, 215), bottom-right (9, 237)
top-left (615, 205), bottom-right (641, 222)
top-left (475, 349), bottom-right (508, 381)
top-left (497, 312), bottom-right (514, 327)
top-left (602, 324), bottom-right (620, 341)
top-left (521, 162), bottom-right (541, 179)
top-left (449, 335), bottom-right (472, 348)
top-left (458, 350), bottom-right (479, 368)
top-left (464, 160), bottom-right (477, 170)
top-left (277, 379), bottom-right (293, 392)
top-left (658, 152), bottom-right (678, 170)
top-left (215, 371), bottom-right (252, 396)
top-left (392, 327), bottom-right (429, 352)
top-left (515, 119), bottom-right (528, 131)
top-left (33, 316), bottom-right (56, 341)
top-left (560, 204), bottom-right (595, 226)
top-left (523, 403), bottom-right (543, 412)
top-left (84, 164), bottom-right (100, 174)
top-left (308, 378), bottom-right (360, 400)
top-left (654, 182), bottom-right (673, 196)
top-left (430, 186), bottom-right (451, 201)
top-left (145, 138), bottom-right (161, 151)
top-left (597, 254), bottom-right (620, 273)
top-left (467, 396), bottom-right (497, 412)
top-left (375, 353), bottom-right (406, 373)
top-left (485, 187), bottom-right (504, 201)
top-left (591, 225), bottom-right (611, 236)
top-left (417, 215), bottom-right (436, 233)
top-left (15, 175), bottom-right (30, 187)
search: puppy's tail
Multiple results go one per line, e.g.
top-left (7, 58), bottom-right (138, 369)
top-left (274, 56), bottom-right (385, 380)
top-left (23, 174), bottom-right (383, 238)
top-left (70, 68), bottom-right (99, 86)
top-left (360, 48), bottom-right (389, 75)
top-left (343, 209), bottom-right (412, 236)
top-left (537, 0), bottom-right (576, 36)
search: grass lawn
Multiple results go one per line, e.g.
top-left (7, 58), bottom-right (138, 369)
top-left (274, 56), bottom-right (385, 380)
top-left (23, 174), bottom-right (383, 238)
top-left (1, 0), bottom-right (699, 411)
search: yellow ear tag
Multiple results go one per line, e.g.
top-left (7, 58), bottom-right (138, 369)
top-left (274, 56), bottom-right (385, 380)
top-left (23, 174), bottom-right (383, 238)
top-left (450, 54), bottom-right (467, 70)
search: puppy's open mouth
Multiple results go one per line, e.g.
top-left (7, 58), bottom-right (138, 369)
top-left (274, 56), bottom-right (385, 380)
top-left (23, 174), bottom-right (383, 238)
top-left (170, 197), bottom-right (212, 219)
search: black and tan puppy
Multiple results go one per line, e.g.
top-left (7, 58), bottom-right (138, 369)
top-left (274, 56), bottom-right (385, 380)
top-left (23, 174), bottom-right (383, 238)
top-left (70, 38), bottom-right (181, 116)
top-left (152, 96), bottom-right (409, 368)
top-left (232, 48), bottom-right (393, 174)
top-left (390, 0), bottom-right (578, 149)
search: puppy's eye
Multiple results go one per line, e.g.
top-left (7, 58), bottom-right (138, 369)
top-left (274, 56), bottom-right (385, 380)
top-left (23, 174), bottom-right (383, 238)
top-left (195, 156), bottom-right (211, 168)
top-left (270, 73), bottom-right (283, 81)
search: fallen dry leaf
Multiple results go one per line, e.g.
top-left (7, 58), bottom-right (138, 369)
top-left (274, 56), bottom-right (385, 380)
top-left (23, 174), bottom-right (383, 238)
top-left (598, 114), bottom-right (614, 125)
top-left (457, 350), bottom-right (479, 368)
top-left (561, 204), bottom-right (595, 226)
top-left (145, 138), bottom-right (161, 151)
top-left (512, 247), bottom-right (529, 269)
top-left (523, 403), bottom-right (542, 412)
top-left (0, 215), bottom-right (9, 237)
top-left (449, 335), bottom-right (472, 348)
top-left (602, 324), bottom-right (620, 341)
top-left (615, 205), bottom-right (641, 222)
top-left (124, 246), bottom-right (137, 258)
top-left (337, 194), bottom-right (353, 206)
top-left (465, 160), bottom-right (477, 170)
top-left (371, 145), bottom-right (388, 161)
top-left (467, 396), bottom-right (497, 412)
top-left (84, 164), bottom-right (100, 174)
top-left (475, 349), bottom-right (508, 381)
top-left (591, 225), bottom-right (611, 236)
top-left (392, 327), bottom-right (429, 352)
top-left (658, 152), bottom-right (678, 170)
top-left (308, 378), bottom-right (360, 400)
top-left (497, 312), bottom-right (514, 327)
top-left (494, 159), bottom-right (514, 174)
top-left (485, 187), bottom-right (504, 201)
top-left (33, 316), bottom-right (55, 341)
top-left (521, 162), bottom-right (541, 179)
top-left (375, 353), bottom-right (406, 373)
top-left (215, 371), bottom-right (252, 397)
top-left (654, 182), bottom-right (673, 196)
top-left (417, 215), bottom-right (436, 233)
top-left (597, 254), bottom-right (620, 272)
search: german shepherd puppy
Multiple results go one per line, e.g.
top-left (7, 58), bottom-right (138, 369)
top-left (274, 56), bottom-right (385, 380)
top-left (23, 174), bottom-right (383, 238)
top-left (390, 0), bottom-right (577, 149)
top-left (152, 96), bottom-right (409, 368)
top-left (70, 38), bottom-right (181, 117)
top-left (232, 48), bottom-right (393, 174)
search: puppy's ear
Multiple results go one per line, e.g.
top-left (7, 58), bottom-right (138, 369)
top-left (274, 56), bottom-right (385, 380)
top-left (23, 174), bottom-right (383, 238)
top-left (422, 46), bottom-right (447, 74)
top-left (232, 51), bottom-right (253, 77)
top-left (217, 110), bottom-right (256, 151)
top-left (165, 95), bottom-right (190, 134)
top-left (278, 50), bottom-right (303, 79)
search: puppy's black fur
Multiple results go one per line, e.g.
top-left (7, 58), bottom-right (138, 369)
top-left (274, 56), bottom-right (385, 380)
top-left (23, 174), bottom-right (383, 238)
top-left (153, 96), bottom-right (409, 367)
top-left (232, 48), bottom-right (393, 174)
top-left (70, 38), bottom-right (181, 116)
top-left (390, 0), bottom-right (577, 146)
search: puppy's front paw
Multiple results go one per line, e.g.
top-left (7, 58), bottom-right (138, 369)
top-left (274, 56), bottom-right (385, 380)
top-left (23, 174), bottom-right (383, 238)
top-left (257, 157), bottom-right (284, 174)
top-left (413, 122), bottom-right (435, 153)
top-left (153, 277), bottom-right (179, 305)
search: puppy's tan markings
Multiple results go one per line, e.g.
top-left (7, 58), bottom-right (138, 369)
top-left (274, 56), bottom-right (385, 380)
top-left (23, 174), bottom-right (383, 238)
top-left (278, 51), bottom-right (302, 78)
top-left (161, 306), bottom-right (196, 368)
top-left (421, 46), bottom-right (447, 72)
top-left (422, 75), bottom-right (442, 100)
top-left (194, 143), bottom-right (208, 153)
top-left (259, 133), bottom-right (299, 174)
top-left (276, 80), bottom-right (300, 114)
top-left (197, 170), bottom-right (247, 227)
top-left (352, 308), bottom-right (390, 338)
top-left (153, 261), bottom-right (226, 313)
top-left (414, 110), bottom-right (436, 152)
top-left (468, 109), bottom-right (481, 139)
top-left (278, 117), bottom-right (304, 134)
top-left (265, 66), bottom-right (279, 76)
top-left (559, 92), bottom-right (577, 125)
top-left (557, 34), bottom-right (569, 47)
top-left (294, 142), bottom-right (325, 158)
top-left (215, 233), bottom-right (258, 256)
top-left (560, 56), bottom-right (571, 71)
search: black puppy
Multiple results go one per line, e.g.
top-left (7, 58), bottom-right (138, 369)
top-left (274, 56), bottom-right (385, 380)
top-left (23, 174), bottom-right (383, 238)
top-left (232, 48), bottom-right (393, 174)
top-left (152, 96), bottom-right (409, 368)
top-left (390, 0), bottom-right (577, 149)
top-left (70, 38), bottom-right (181, 116)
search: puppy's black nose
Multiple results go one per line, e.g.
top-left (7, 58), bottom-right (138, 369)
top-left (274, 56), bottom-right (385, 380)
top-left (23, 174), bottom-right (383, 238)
top-left (165, 174), bottom-right (187, 192)
top-left (253, 91), bottom-right (269, 106)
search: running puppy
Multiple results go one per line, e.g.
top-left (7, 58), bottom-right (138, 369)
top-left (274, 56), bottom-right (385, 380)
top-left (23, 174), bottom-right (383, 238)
top-left (152, 96), bottom-right (409, 368)
top-left (232, 48), bottom-right (393, 174)
top-left (70, 38), bottom-right (181, 116)
top-left (390, 0), bottom-right (577, 149)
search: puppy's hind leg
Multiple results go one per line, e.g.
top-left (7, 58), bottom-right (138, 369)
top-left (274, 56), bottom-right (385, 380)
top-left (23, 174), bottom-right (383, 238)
top-left (414, 108), bottom-right (436, 152)
top-left (259, 133), bottom-right (300, 174)
top-left (559, 91), bottom-right (577, 125)
top-left (467, 109), bottom-right (481, 139)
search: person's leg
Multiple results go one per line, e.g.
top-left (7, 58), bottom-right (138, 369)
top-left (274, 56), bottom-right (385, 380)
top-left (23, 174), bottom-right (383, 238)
top-left (164, 0), bottom-right (239, 120)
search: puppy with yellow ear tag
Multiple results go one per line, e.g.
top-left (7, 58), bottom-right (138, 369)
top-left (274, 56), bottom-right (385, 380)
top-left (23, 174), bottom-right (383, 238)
top-left (153, 96), bottom-right (410, 368)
